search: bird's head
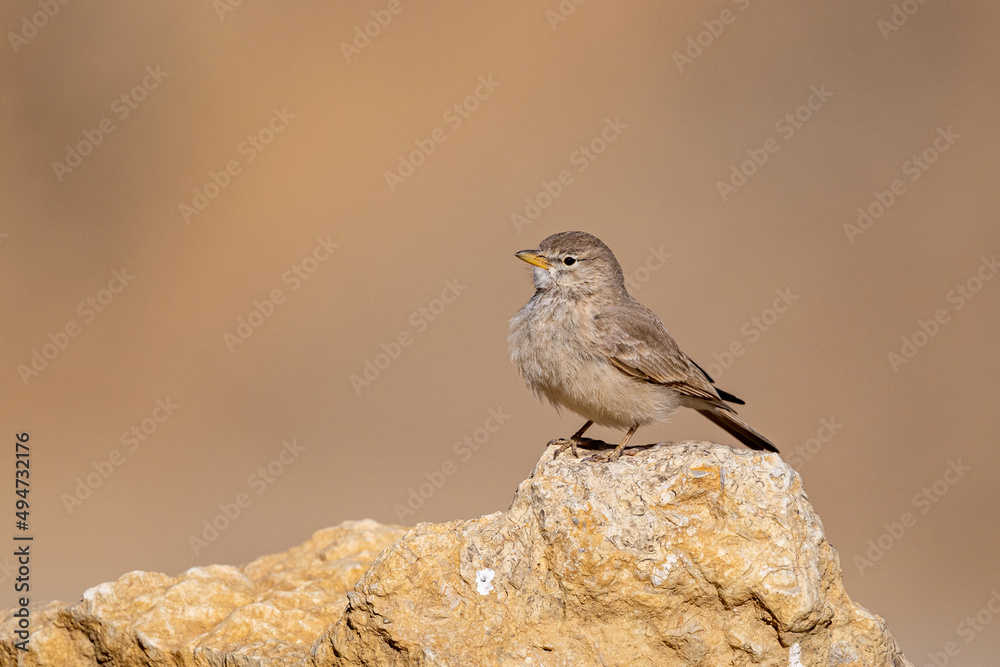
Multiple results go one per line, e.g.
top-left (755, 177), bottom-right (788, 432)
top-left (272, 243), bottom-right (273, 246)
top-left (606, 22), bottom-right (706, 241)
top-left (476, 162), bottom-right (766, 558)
top-left (515, 231), bottom-right (625, 293)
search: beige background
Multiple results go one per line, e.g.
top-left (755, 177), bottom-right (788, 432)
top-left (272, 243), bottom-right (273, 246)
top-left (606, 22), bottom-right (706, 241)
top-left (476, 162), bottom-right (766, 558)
top-left (2, 1), bottom-right (999, 662)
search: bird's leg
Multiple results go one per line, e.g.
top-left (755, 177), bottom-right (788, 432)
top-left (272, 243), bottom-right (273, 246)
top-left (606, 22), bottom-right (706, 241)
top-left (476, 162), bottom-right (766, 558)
top-left (589, 425), bottom-right (638, 463)
top-left (549, 420), bottom-right (593, 459)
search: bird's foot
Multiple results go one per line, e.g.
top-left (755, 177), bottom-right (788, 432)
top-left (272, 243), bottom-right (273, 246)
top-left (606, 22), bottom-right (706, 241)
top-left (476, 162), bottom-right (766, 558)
top-left (548, 437), bottom-right (581, 459)
top-left (584, 443), bottom-right (653, 463)
top-left (547, 436), bottom-right (605, 459)
top-left (585, 449), bottom-right (623, 463)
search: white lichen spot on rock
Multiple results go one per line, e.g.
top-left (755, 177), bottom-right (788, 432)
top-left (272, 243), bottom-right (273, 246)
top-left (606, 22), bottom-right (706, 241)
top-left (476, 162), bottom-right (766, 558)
top-left (476, 568), bottom-right (494, 595)
top-left (789, 642), bottom-right (804, 667)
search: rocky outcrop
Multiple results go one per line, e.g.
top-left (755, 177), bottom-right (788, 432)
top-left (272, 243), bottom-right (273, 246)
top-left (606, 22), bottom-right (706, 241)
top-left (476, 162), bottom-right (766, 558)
top-left (0, 520), bottom-right (407, 667)
top-left (1, 442), bottom-right (912, 666)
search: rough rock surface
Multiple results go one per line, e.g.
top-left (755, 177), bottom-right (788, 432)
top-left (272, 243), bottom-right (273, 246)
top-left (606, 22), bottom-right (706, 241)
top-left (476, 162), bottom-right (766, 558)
top-left (0, 520), bottom-right (407, 667)
top-left (1, 442), bottom-right (912, 667)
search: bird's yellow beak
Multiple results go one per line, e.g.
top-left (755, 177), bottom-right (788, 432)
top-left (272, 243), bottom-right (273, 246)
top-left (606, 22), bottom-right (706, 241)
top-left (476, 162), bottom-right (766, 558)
top-left (515, 250), bottom-right (552, 270)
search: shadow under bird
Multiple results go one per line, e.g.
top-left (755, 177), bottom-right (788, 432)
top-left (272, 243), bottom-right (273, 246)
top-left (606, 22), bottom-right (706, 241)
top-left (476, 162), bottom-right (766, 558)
top-left (509, 231), bottom-right (778, 462)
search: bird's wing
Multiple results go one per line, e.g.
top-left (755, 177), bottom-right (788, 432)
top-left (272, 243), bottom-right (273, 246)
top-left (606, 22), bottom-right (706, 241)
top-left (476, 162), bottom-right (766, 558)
top-left (592, 300), bottom-right (727, 407)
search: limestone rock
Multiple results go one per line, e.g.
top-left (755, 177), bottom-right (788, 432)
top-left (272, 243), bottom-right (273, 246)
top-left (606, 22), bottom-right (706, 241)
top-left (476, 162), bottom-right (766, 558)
top-left (0, 520), bottom-right (407, 667)
top-left (1, 443), bottom-right (912, 667)
top-left (316, 442), bottom-right (912, 667)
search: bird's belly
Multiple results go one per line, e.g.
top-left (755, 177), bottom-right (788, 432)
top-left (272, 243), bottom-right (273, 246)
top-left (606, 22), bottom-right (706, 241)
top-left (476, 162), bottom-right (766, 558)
top-left (537, 356), bottom-right (680, 429)
top-left (510, 308), bottom-right (678, 428)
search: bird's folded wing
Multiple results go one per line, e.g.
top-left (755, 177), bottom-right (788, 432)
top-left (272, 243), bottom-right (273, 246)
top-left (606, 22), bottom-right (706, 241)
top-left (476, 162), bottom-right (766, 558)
top-left (593, 302), bottom-right (723, 405)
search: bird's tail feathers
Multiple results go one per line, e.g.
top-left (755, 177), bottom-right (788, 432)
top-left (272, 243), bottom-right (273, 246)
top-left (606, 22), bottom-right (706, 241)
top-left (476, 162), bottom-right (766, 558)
top-left (696, 407), bottom-right (778, 453)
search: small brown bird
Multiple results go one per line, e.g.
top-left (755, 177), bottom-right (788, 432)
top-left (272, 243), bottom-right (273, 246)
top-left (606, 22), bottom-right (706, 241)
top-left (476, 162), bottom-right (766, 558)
top-left (509, 231), bottom-right (778, 461)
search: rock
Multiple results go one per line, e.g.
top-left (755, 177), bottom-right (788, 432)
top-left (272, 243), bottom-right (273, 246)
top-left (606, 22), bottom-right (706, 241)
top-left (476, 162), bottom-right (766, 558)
top-left (0, 520), bottom-right (407, 667)
top-left (317, 442), bottom-right (911, 666)
top-left (0, 443), bottom-right (913, 667)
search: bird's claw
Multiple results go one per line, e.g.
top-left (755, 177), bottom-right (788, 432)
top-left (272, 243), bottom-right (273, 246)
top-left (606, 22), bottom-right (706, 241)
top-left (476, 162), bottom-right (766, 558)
top-left (585, 445), bottom-right (640, 463)
top-left (584, 450), bottom-right (621, 463)
top-left (548, 437), bottom-right (581, 459)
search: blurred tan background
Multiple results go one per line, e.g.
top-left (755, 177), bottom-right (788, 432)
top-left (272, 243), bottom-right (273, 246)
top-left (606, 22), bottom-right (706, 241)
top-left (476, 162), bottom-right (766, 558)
top-left (2, 1), bottom-right (999, 662)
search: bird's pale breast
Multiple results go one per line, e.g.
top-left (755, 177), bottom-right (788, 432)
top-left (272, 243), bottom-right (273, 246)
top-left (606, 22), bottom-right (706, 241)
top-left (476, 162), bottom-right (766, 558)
top-left (509, 291), bottom-right (680, 429)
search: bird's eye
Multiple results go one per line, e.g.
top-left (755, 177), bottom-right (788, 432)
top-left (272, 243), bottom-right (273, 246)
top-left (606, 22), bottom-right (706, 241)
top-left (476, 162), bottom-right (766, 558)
top-left (563, 256), bottom-right (577, 266)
